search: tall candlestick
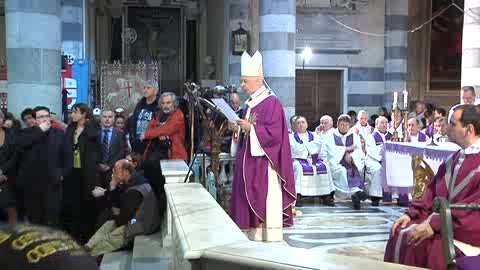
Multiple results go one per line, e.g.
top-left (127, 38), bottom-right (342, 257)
top-left (393, 91), bottom-right (398, 106)
top-left (403, 90), bottom-right (408, 110)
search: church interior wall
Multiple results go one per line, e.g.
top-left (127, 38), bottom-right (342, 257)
top-left (296, 0), bottom-right (385, 116)
top-left (205, 0), bottom-right (227, 84)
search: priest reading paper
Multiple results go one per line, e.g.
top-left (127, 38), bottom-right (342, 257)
top-left (385, 104), bottom-right (480, 270)
top-left (229, 51), bottom-right (296, 242)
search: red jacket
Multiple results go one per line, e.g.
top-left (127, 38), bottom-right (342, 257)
top-left (143, 109), bottom-right (188, 161)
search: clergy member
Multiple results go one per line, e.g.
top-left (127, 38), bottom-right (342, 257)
top-left (407, 118), bottom-right (428, 143)
top-left (289, 115), bottom-right (298, 134)
top-left (433, 117), bottom-right (449, 142)
top-left (315, 115), bottom-right (334, 135)
top-left (388, 111), bottom-right (404, 139)
top-left (230, 51), bottom-right (296, 242)
top-left (365, 116), bottom-right (391, 206)
top-left (351, 110), bottom-right (374, 152)
top-left (290, 116), bottom-right (334, 206)
top-left (323, 115), bottom-right (368, 210)
top-left (385, 104), bottom-right (480, 270)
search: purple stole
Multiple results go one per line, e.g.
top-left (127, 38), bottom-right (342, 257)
top-left (423, 124), bottom-right (434, 138)
top-left (334, 133), bottom-right (363, 188)
top-left (373, 131), bottom-right (392, 145)
top-left (417, 132), bottom-right (427, 142)
top-left (293, 132), bottom-right (327, 175)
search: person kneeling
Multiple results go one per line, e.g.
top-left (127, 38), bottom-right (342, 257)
top-left (86, 159), bottom-right (160, 256)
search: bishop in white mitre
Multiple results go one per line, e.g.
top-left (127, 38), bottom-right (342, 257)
top-left (230, 51), bottom-right (296, 242)
top-left (290, 116), bottom-right (335, 205)
top-left (365, 116), bottom-right (391, 206)
top-left (323, 114), bottom-right (368, 209)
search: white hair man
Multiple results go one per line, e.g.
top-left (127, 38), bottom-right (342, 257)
top-left (351, 110), bottom-right (373, 152)
top-left (364, 116), bottom-right (391, 206)
top-left (315, 115), bottom-right (334, 135)
top-left (322, 114), bottom-right (368, 210)
top-left (290, 116), bottom-right (334, 206)
top-left (407, 118), bottom-right (429, 143)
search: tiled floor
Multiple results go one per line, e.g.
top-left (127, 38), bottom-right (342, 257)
top-left (284, 200), bottom-right (407, 261)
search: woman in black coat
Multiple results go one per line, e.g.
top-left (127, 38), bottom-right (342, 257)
top-left (63, 103), bottom-right (101, 243)
top-left (0, 110), bottom-right (18, 223)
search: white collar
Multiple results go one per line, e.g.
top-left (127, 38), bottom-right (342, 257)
top-left (374, 128), bottom-right (387, 136)
top-left (322, 128), bottom-right (333, 135)
top-left (355, 123), bottom-right (370, 129)
top-left (334, 128), bottom-right (353, 137)
top-left (249, 85), bottom-right (266, 100)
top-left (464, 138), bottom-right (480, 155)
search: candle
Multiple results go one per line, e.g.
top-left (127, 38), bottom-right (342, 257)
top-left (403, 90), bottom-right (408, 110)
top-left (393, 91), bottom-right (398, 106)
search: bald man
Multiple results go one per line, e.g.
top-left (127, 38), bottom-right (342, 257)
top-left (230, 92), bottom-right (244, 117)
top-left (315, 115), bottom-right (334, 135)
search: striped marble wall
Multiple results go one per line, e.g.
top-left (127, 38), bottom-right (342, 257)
top-left (260, 0), bottom-right (296, 119)
top-left (384, 0), bottom-right (409, 108)
top-left (61, 0), bottom-right (84, 60)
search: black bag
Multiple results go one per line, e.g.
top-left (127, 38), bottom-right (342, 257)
top-left (145, 138), bottom-right (171, 162)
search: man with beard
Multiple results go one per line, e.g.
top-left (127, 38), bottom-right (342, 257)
top-left (140, 92), bottom-right (187, 219)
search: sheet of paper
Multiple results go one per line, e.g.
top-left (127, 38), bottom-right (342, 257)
top-left (211, 98), bottom-right (240, 123)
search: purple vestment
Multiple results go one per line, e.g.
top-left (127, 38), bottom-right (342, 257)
top-left (230, 95), bottom-right (296, 230)
top-left (293, 132), bottom-right (327, 175)
top-left (334, 133), bottom-right (364, 189)
top-left (385, 150), bottom-right (480, 270)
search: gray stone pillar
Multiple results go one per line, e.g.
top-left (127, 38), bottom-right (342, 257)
top-left (384, 0), bottom-right (409, 108)
top-left (260, 0), bottom-right (296, 118)
top-left (61, 0), bottom-right (84, 60)
top-left (462, 0), bottom-right (480, 100)
top-left (6, 0), bottom-right (62, 116)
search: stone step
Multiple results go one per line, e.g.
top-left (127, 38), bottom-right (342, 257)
top-left (131, 232), bottom-right (173, 270)
top-left (100, 251), bottom-right (132, 270)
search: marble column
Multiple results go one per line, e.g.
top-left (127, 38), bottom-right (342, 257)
top-left (384, 0), bottom-right (409, 108)
top-left (462, 0), bottom-right (480, 99)
top-left (61, 0), bottom-right (84, 60)
top-left (260, 0), bottom-right (296, 118)
top-left (5, 0), bottom-right (62, 116)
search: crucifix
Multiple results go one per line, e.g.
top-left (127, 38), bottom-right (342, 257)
top-left (119, 80), bottom-right (133, 98)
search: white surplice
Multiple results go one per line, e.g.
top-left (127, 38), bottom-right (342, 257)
top-left (365, 129), bottom-right (387, 198)
top-left (322, 129), bottom-right (365, 199)
top-left (289, 132), bottom-right (334, 196)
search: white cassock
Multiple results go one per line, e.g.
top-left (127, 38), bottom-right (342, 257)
top-left (365, 129), bottom-right (390, 198)
top-left (322, 129), bottom-right (365, 199)
top-left (289, 132), bottom-right (334, 196)
top-left (409, 132), bottom-right (429, 143)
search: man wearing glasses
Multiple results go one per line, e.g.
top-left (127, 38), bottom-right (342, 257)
top-left (16, 106), bottom-right (71, 227)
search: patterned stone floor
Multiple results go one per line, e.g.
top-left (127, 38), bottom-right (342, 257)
top-left (284, 200), bottom-right (407, 261)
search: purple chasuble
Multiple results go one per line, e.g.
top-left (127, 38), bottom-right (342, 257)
top-left (385, 150), bottom-right (480, 270)
top-left (293, 132), bottom-right (327, 175)
top-left (334, 133), bottom-right (363, 189)
top-left (230, 95), bottom-right (296, 230)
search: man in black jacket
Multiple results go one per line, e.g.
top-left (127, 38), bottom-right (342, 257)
top-left (16, 106), bottom-right (70, 226)
top-left (127, 80), bottom-right (159, 146)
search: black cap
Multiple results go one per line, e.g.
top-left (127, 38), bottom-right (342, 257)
top-left (0, 223), bottom-right (99, 270)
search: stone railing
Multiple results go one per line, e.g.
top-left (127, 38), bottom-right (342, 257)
top-left (164, 183), bottom-right (426, 270)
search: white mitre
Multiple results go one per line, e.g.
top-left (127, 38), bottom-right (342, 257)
top-left (241, 51), bottom-right (264, 77)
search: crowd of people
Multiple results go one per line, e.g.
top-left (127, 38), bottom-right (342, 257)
top-left (288, 92), bottom-right (467, 209)
top-left (0, 80), bottom-right (188, 258)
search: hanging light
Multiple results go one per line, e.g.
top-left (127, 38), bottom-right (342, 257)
top-left (301, 47), bottom-right (313, 64)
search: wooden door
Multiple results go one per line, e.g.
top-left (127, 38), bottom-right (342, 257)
top-left (295, 69), bottom-right (342, 128)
